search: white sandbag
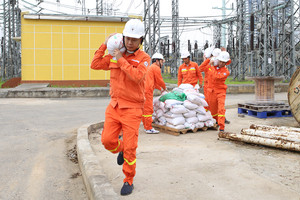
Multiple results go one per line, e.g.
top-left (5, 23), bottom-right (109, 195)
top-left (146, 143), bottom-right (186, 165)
top-left (179, 83), bottom-right (194, 90)
top-left (172, 87), bottom-right (184, 93)
top-left (164, 111), bottom-right (183, 118)
top-left (184, 122), bottom-right (196, 129)
top-left (156, 109), bottom-right (164, 118)
top-left (205, 119), bottom-right (215, 127)
top-left (195, 106), bottom-right (206, 115)
top-left (106, 33), bottom-right (126, 59)
top-left (186, 117), bottom-right (199, 124)
top-left (157, 116), bottom-right (167, 125)
top-left (183, 110), bottom-right (197, 118)
top-left (197, 114), bottom-right (211, 122)
top-left (166, 123), bottom-right (185, 130)
top-left (199, 98), bottom-right (208, 107)
top-left (183, 100), bottom-right (198, 110)
top-left (165, 116), bottom-right (185, 126)
top-left (187, 94), bottom-right (203, 106)
top-left (165, 99), bottom-right (183, 109)
top-left (170, 104), bottom-right (188, 114)
top-left (159, 102), bottom-right (167, 112)
top-left (195, 122), bottom-right (205, 128)
top-left (153, 96), bottom-right (161, 107)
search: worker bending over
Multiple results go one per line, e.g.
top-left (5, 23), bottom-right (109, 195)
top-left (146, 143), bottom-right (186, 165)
top-left (178, 51), bottom-right (203, 87)
top-left (90, 19), bottom-right (150, 196)
top-left (142, 53), bottom-right (166, 134)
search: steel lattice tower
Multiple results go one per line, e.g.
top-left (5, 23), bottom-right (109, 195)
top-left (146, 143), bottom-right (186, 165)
top-left (96, 0), bottom-right (103, 15)
top-left (171, 0), bottom-right (179, 77)
top-left (143, 0), bottom-right (160, 59)
top-left (1, 0), bottom-right (21, 80)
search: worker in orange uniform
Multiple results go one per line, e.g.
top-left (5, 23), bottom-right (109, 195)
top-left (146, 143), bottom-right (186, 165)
top-left (204, 51), bottom-right (231, 132)
top-left (199, 47), bottom-right (214, 101)
top-left (178, 51), bottom-right (203, 87)
top-left (220, 47), bottom-right (231, 124)
top-left (142, 53), bottom-right (166, 134)
top-left (90, 19), bottom-right (151, 196)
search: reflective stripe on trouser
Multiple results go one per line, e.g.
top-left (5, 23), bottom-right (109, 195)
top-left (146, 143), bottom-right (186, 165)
top-left (101, 104), bottom-right (142, 185)
top-left (142, 92), bottom-right (154, 130)
top-left (208, 91), bottom-right (226, 130)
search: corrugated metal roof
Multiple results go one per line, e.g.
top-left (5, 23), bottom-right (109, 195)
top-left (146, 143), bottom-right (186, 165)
top-left (23, 14), bottom-right (130, 22)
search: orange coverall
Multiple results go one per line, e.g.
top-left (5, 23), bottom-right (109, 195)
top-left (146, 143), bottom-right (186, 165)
top-left (198, 58), bottom-right (211, 109)
top-left (90, 43), bottom-right (151, 185)
top-left (142, 63), bottom-right (166, 130)
top-left (204, 65), bottom-right (230, 130)
top-left (177, 61), bottom-right (203, 87)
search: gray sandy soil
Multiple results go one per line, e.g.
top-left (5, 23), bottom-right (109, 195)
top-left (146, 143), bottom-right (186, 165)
top-left (90, 108), bottom-right (300, 200)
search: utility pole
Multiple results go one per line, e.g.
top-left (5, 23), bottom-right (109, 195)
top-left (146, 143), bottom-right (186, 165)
top-left (212, 0), bottom-right (233, 47)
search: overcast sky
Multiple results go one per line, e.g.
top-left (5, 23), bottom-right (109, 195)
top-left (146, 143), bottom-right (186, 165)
top-left (16, 0), bottom-right (236, 50)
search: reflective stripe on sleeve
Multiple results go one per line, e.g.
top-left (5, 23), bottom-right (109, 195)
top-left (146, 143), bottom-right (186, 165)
top-left (110, 59), bottom-right (117, 63)
top-left (218, 115), bottom-right (225, 117)
top-left (142, 114), bottom-right (152, 117)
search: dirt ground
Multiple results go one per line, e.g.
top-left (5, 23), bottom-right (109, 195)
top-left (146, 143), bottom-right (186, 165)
top-left (90, 108), bottom-right (300, 200)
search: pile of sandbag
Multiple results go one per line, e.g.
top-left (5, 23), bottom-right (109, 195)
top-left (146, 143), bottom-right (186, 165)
top-left (153, 84), bottom-right (216, 130)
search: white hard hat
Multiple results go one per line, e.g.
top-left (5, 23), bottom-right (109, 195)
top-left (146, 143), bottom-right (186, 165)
top-left (123, 19), bottom-right (145, 38)
top-left (181, 51), bottom-right (190, 59)
top-left (152, 53), bottom-right (164, 60)
top-left (212, 48), bottom-right (221, 57)
top-left (216, 51), bottom-right (230, 62)
top-left (204, 47), bottom-right (214, 58)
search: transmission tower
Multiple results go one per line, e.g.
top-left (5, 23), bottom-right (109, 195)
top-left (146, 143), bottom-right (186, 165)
top-left (1, 0), bottom-right (21, 80)
top-left (143, 0), bottom-right (160, 58)
top-left (171, 0), bottom-right (179, 77)
top-left (96, 0), bottom-right (103, 15)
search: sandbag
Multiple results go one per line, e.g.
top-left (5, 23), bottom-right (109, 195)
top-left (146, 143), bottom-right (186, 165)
top-left (183, 110), bottom-right (197, 118)
top-left (186, 117), bottom-right (199, 124)
top-left (165, 116), bottom-right (185, 126)
top-left (183, 100), bottom-right (198, 110)
top-left (106, 33), bottom-right (125, 59)
top-left (159, 91), bottom-right (187, 102)
top-left (170, 104), bottom-right (188, 114)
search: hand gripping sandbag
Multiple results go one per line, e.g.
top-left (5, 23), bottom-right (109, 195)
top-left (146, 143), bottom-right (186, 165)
top-left (107, 33), bottom-right (126, 60)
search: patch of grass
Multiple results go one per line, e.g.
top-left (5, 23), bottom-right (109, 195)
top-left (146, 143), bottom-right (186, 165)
top-left (225, 77), bottom-right (254, 84)
top-left (49, 84), bottom-right (105, 88)
top-left (162, 73), bottom-right (255, 85)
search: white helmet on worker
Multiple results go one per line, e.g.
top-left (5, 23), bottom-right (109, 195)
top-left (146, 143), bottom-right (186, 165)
top-left (204, 47), bottom-right (214, 58)
top-left (181, 51), bottom-right (190, 59)
top-left (212, 48), bottom-right (221, 57)
top-left (123, 19), bottom-right (145, 39)
top-left (152, 53), bottom-right (164, 60)
top-left (217, 51), bottom-right (230, 62)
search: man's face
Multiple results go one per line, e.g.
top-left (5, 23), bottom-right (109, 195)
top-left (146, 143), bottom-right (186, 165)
top-left (124, 36), bottom-right (141, 51)
top-left (156, 59), bottom-right (164, 68)
top-left (218, 61), bottom-right (226, 68)
top-left (182, 57), bottom-right (190, 65)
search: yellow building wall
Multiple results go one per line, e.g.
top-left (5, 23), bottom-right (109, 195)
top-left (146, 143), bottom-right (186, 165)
top-left (21, 15), bottom-right (126, 81)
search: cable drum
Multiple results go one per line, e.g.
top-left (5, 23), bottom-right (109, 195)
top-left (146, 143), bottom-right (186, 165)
top-left (288, 67), bottom-right (300, 124)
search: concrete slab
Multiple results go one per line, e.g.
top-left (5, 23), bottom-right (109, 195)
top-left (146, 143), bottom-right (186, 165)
top-left (14, 83), bottom-right (50, 90)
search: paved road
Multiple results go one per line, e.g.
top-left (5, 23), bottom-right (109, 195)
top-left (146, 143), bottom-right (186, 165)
top-left (0, 97), bottom-right (110, 200)
top-left (0, 93), bottom-right (290, 199)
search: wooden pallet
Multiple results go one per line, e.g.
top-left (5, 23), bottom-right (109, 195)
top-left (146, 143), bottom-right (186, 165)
top-left (238, 103), bottom-right (290, 112)
top-left (238, 107), bottom-right (292, 118)
top-left (152, 123), bottom-right (218, 136)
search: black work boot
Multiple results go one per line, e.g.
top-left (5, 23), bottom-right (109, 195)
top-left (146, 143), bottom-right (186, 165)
top-left (117, 152), bottom-right (124, 165)
top-left (120, 182), bottom-right (134, 196)
top-left (225, 118), bottom-right (230, 124)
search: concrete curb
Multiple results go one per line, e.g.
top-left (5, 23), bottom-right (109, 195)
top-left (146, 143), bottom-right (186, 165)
top-left (0, 83), bottom-right (289, 98)
top-left (0, 87), bottom-right (110, 98)
top-left (77, 121), bottom-right (119, 200)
